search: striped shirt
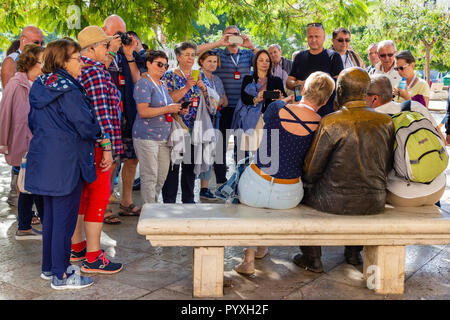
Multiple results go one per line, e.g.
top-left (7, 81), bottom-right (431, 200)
top-left (212, 48), bottom-right (255, 108)
top-left (79, 56), bottom-right (123, 155)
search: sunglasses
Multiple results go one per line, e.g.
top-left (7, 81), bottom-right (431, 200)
top-left (307, 22), bottom-right (323, 28)
top-left (33, 41), bottom-right (45, 46)
top-left (206, 51), bottom-right (218, 56)
top-left (336, 38), bottom-right (350, 43)
top-left (394, 63), bottom-right (410, 71)
top-left (225, 32), bottom-right (240, 36)
top-left (154, 61), bottom-right (169, 70)
top-left (379, 53), bottom-right (394, 58)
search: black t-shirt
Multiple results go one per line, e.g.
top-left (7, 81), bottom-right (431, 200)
top-left (289, 48), bottom-right (343, 80)
top-left (289, 49), bottom-right (343, 117)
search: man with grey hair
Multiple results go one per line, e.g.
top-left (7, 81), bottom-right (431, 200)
top-left (366, 43), bottom-right (380, 73)
top-left (369, 40), bottom-right (401, 88)
top-left (268, 44), bottom-right (293, 87)
top-left (366, 74), bottom-right (446, 208)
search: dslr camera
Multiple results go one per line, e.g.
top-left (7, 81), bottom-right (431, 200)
top-left (116, 31), bottom-right (133, 46)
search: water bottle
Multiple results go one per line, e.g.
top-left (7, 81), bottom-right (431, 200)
top-left (399, 77), bottom-right (406, 90)
top-left (397, 77), bottom-right (406, 101)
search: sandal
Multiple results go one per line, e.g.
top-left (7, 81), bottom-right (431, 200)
top-left (104, 209), bottom-right (121, 225)
top-left (31, 216), bottom-right (40, 225)
top-left (119, 203), bottom-right (141, 216)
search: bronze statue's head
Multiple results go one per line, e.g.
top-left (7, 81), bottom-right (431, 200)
top-left (336, 67), bottom-right (370, 107)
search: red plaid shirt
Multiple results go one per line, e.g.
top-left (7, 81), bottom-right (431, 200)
top-left (79, 56), bottom-right (123, 155)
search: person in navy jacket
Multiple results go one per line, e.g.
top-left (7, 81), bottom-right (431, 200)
top-left (26, 39), bottom-right (102, 290)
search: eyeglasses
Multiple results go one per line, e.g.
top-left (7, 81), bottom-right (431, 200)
top-left (394, 63), bottom-right (410, 71)
top-left (69, 56), bottom-right (82, 62)
top-left (33, 41), bottom-right (45, 46)
top-left (379, 53), bottom-right (394, 58)
top-left (154, 61), bottom-right (169, 70)
top-left (307, 22), bottom-right (323, 28)
top-left (336, 38), bottom-right (350, 43)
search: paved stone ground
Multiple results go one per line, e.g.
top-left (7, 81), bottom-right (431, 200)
top-left (0, 101), bottom-right (448, 300)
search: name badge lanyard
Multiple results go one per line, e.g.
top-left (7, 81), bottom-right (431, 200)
top-left (231, 54), bottom-right (241, 80)
top-left (407, 75), bottom-right (417, 90)
top-left (146, 74), bottom-right (168, 106)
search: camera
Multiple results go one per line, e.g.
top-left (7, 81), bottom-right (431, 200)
top-left (116, 31), bottom-right (133, 46)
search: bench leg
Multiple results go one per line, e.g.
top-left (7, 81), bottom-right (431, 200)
top-left (193, 247), bottom-right (224, 298)
top-left (363, 245), bottom-right (406, 295)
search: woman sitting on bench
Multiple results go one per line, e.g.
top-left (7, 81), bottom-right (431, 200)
top-left (235, 71), bottom-right (335, 275)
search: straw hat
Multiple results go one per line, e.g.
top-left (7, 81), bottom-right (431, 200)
top-left (78, 26), bottom-right (114, 49)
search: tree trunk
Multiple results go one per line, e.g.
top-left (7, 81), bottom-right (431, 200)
top-left (424, 44), bottom-right (431, 85)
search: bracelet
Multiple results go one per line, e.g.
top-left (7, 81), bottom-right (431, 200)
top-left (100, 142), bottom-right (111, 148)
top-left (127, 59), bottom-right (135, 63)
top-left (109, 51), bottom-right (117, 58)
top-left (103, 149), bottom-right (112, 152)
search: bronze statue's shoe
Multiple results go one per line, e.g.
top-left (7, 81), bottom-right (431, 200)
top-left (293, 253), bottom-right (323, 273)
top-left (255, 246), bottom-right (269, 259)
top-left (344, 248), bottom-right (363, 266)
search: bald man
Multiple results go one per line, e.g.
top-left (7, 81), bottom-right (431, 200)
top-left (102, 15), bottom-right (144, 220)
top-left (1, 26), bottom-right (44, 89)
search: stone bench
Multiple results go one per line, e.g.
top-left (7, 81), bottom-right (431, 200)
top-left (137, 203), bottom-right (450, 298)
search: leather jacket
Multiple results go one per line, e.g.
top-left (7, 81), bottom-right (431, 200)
top-left (302, 101), bottom-right (394, 215)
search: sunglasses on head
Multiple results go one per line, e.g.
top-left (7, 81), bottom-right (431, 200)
top-left (206, 51), bottom-right (218, 56)
top-left (154, 61), bottom-right (169, 70)
top-left (394, 63), bottom-right (410, 71)
top-left (307, 22), bottom-right (323, 28)
top-left (379, 53), bottom-right (394, 58)
top-left (336, 38), bottom-right (350, 43)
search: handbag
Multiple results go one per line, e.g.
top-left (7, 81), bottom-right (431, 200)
top-left (240, 114), bottom-right (265, 152)
top-left (17, 152), bottom-right (31, 194)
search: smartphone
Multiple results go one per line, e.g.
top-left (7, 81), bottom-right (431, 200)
top-left (181, 101), bottom-right (191, 109)
top-left (191, 69), bottom-right (200, 82)
top-left (263, 90), bottom-right (280, 100)
top-left (228, 35), bottom-right (243, 45)
top-left (294, 85), bottom-right (303, 101)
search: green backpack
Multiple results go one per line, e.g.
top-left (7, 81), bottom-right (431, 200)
top-left (391, 100), bottom-right (448, 183)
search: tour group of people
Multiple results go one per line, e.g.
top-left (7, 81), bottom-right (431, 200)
top-left (0, 15), bottom-right (446, 289)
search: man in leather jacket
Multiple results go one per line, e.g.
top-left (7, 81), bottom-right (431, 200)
top-left (293, 67), bottom-right (395, 272)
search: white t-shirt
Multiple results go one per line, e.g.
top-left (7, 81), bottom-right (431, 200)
top-left (375, 101), bottom-right (446, 198)
top-left (340, 52), bottom-right (354, 69)
top-left (370, 62), bottom-right (401, 89)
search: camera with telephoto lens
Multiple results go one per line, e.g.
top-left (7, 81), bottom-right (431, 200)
top-left (116, 31), bottom-right (132, 46)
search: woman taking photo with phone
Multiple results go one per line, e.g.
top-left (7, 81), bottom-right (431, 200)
top-left (133, 50), bottom-right (183, 204)
top-left (161, 41), bottom-right (211, 204)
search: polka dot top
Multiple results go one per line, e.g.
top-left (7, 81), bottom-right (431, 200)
top-left (255, 100), bottom-right (321, 179)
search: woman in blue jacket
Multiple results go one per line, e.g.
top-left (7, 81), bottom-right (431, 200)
top-left (26, 39), bottom-right (102, 290)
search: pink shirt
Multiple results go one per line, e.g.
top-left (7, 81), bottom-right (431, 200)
top-left (0, 72), bottom-right (33, 166)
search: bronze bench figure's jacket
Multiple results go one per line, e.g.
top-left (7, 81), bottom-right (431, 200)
top-left (302, 101), bottom-right (395, 215)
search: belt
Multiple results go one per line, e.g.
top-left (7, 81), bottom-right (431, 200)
top-left (250, 163), bottom-right (300, 185)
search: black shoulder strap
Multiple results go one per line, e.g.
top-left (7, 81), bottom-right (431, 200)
top-left (401, 100), bottom-right (411, 112)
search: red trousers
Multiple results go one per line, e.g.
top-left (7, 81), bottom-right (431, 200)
top-left (78, 148), bottom-right (111, 222)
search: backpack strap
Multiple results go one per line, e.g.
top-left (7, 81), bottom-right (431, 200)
top-left (401, 100), bottom-right (411, 112)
